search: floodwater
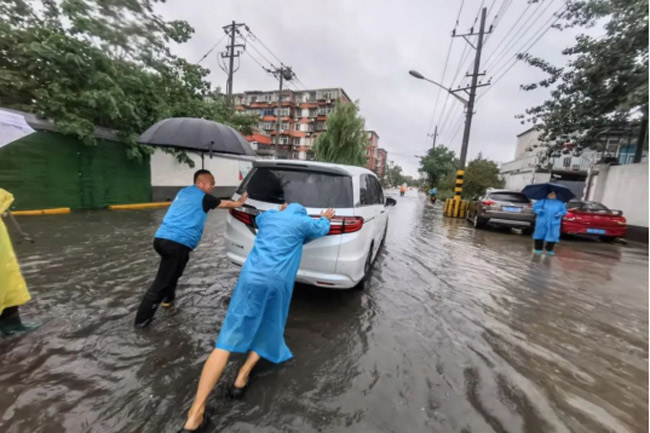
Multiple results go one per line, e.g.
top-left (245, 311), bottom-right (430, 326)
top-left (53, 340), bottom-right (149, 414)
top-left (1, 192), bottom-right (647, 433)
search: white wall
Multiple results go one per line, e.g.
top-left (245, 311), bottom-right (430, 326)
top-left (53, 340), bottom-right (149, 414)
top-left (591, 163), bottom-right (648, 227)
top-left (150, 149), bottom-right (249, 188)
top-left (503, 171), bottom-right (550, 192)
top-left (515, 129), bottom-right (543, 159)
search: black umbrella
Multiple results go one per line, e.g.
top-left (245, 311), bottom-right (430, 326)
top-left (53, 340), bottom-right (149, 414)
top-left (521, 182), bottom-right (576, 202)
top-left (138, 117), bottom-right (256, 157)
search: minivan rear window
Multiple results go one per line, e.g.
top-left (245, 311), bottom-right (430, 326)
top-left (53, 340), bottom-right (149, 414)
top-left (488, 192), bottom-right (530, 203)
top-left (237, 167), bottom-right (353, 208)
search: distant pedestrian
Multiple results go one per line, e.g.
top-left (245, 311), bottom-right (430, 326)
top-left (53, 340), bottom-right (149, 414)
top-left (178, 203), bottom-right (334, 432)
top-left (134, 170), bottom-right (247, 328)
top-left (0, 189), bottom-right (39, 336)
top-left (532, 191), bottom-right (567, 256)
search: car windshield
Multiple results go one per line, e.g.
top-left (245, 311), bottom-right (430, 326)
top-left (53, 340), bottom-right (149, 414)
top-left (488, 192), bottom-right (530, 203)
top-left (583, 202), bottom-right (610, 211)
top-left (237, 167), bottom-right (354, 208)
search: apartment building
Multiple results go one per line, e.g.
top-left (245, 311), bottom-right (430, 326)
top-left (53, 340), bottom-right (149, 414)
top-left (376, 148), bottom-right (387, 179)
top-left (233, 88), bottom-right (352, 160)
top-left (364, 130), bottom-right (387, 179)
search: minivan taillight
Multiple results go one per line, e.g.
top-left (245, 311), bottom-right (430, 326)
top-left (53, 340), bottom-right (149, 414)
top-left (314, 216), bottom-right (364, 235)
top-left (230, 208), bottom-right (256, 227)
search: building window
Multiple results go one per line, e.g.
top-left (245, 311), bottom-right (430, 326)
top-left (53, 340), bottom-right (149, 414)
top-left (277, 108), bottom-right (290, 117)
top-left (260, 122), bottom-right (273, 130)
top-left (263, 94), bottom-right (273, 102)
top-left (279, 136), bottom-right (289, 145)
top-left (295, 124), bottom-right (301, 131)
top-left (250, 96), bottom-right (257, 103)
top-left (293, 137), bottom-right (301, 145)
top-left (281, 122), bottom-right (290, 131)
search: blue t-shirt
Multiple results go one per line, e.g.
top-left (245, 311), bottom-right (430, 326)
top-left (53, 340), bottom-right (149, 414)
top-left (155, 185), bottom-right (220, 250)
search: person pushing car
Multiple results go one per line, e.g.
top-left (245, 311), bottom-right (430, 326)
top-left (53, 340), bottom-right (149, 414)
top-left (134, 169), bottom-right (247, 328)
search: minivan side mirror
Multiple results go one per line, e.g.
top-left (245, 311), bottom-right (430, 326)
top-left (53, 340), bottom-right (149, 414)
top-left (385, 197), bottom-right (397, 207)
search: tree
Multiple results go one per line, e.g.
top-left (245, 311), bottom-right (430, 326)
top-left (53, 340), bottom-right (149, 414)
top-left (0, 0), bottom-right (256, 164)
top-left (519, 0), bottom-right (648, 156)
top-left (384, 161), bottom-right (406, 187)
top-left (462, 154), bottom-right (504, 199)
top-left (312, 101), bottom-right (367, 166)
top-left (418, 145), bottom-right (457, 188)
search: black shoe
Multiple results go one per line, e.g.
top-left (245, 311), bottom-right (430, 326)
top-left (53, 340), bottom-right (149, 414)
top-left (178, 409), bottom-right (211, 433)
top-left (134, 317), bottom-right (153, 329)
top-left (226, 375), bottom-right (254, 400)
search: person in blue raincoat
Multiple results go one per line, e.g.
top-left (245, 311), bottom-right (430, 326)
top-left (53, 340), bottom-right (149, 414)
top-left (179, 203), bottom-right (335, 432)
top-left (532, 191), bottom-right (567, 256)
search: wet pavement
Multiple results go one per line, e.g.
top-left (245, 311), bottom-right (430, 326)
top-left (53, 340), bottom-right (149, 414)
top-left (0, 191), bottom-right (647, 433)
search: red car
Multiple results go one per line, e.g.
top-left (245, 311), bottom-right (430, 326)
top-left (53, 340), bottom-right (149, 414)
top-left (562, 200), bottom-right (627, 240)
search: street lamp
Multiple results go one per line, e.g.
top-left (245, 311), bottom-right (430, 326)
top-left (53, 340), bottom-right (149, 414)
top-left (408, 70), bottom-right (468, 106)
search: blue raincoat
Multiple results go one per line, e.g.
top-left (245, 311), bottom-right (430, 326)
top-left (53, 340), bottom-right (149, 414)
top-left (533, 199), bottom-right (567, 243)
top-left (215, 203), bottom-right (330, 363)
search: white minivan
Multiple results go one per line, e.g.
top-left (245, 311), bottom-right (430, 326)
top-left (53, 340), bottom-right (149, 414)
top-left (224, 160), bottom-right (396, 289)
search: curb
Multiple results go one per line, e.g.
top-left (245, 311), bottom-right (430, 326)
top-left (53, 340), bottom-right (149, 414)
top-left (108, 202), bottom-right (172, 210)
top-left (11, 208), bottom-right (71, 216)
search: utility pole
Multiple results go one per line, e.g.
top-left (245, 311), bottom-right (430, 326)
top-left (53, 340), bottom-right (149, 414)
top-left (428, 125), bottom-right (438, 148)
top-left (221, 21), bottom-right (246, 105)
top-left (451, 7), bottom-right (490, 200)
top-left (266, 66), bottom-right (295, 158)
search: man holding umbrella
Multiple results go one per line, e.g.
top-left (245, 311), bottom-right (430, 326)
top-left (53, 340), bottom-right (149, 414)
top-left (522, 183), bottom-right (574, 256)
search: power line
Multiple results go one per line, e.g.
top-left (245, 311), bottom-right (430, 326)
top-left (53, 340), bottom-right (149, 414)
top-left (244, 27), bottom-right (285, 66)
top-left (481, 0), bottom-right (534, 69)
top-left (480, 4), bottom-right (566, 99)
top-left (484, 0), bottom-right (552, 72)
top-left (196, 34), bottom-right (228, 64)
top-left (489, 2), bottom-right (563, 79)
top-left (243, 49), bottom-right (268, 72)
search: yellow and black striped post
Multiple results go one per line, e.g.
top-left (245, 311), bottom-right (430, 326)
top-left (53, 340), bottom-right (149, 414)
top-left (454, 169), bottom-right (464, 199)
top-left (443, 169), bottom-right (469, 219)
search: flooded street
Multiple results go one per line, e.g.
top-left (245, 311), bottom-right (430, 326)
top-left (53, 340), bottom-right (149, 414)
top-left (1, 191), bottom-right (647, 433)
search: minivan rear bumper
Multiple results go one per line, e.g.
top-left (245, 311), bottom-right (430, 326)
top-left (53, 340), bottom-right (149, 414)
top-left (225, 251), bottom-right (357, 289)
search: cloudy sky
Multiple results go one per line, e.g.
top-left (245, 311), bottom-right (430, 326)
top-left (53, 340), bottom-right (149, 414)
top-left (158, 0), bottom-right (584, 177)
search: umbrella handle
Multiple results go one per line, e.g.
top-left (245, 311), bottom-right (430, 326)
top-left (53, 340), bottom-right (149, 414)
top-left (7, 211), bottom-right (35, 243)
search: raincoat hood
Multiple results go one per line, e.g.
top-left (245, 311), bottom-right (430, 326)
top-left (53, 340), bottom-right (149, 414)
top-left (284, 203), bottom-right (307, 215)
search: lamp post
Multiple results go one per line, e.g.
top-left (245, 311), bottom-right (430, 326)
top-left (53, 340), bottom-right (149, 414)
top-left (409, 70), bottom-right (469, 107)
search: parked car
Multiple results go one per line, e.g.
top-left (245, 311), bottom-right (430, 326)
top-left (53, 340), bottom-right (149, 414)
top-left (467, 189), bottom-right (535, 234)
top-left (225, 160), bottom-right (396, 290)
top-left (562, 200), bottom-right (627, 241)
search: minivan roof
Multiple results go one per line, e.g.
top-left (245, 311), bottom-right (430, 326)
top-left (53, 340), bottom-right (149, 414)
top-left (253, 159), bottom-right (378, 177)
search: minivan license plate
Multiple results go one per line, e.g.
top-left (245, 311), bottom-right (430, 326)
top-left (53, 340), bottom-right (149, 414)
top-left (503, 206), bottom-right (521, 213)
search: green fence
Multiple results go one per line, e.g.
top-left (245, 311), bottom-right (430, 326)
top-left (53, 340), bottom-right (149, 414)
top-left (0, 131), bottom-right (151, 210)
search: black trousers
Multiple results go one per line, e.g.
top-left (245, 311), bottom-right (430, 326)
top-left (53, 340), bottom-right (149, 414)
top-left (135, 238), bottom-right (191, 326)
top-left (534, 239), bottom-right (556, 252)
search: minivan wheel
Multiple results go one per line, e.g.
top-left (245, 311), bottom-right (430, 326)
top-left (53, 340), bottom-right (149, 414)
top-left (354, 244), bottom-right (374, 291)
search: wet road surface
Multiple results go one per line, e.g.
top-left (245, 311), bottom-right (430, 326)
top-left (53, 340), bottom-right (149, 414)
top-left (1, 192), bottom-right (647, 433)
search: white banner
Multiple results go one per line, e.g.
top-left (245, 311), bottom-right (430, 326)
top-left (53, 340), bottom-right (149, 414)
top-left (0, 109), bottom-right (35, 150)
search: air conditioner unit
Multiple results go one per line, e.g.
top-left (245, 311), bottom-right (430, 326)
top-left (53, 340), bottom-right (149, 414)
top-left (326, 99), bottom-right (332, 103)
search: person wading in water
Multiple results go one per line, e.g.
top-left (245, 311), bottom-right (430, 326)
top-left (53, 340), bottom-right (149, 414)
top-left (134, 169), bottom-right (247, 328)
top-left (179, 203), bottom-right (335, 432)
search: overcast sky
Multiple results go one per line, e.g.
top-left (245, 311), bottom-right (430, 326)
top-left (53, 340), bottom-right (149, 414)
top-left (158, 0), bottom-right (583, 177)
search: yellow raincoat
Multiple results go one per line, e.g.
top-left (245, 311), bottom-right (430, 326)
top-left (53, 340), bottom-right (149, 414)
top-left (0, 189), bottom-right (30, 315)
